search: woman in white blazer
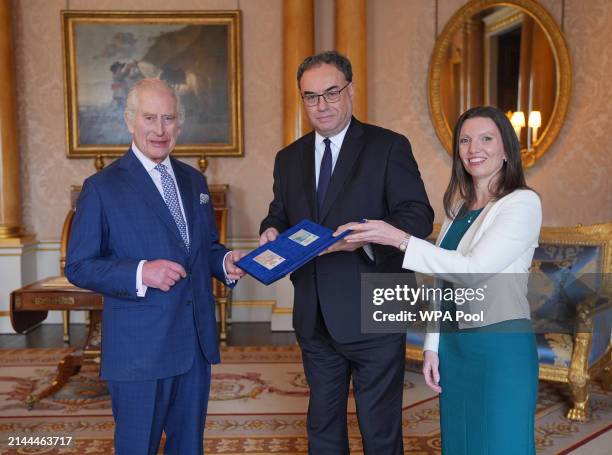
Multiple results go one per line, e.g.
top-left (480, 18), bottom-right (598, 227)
top-left (337, 106), bottom-right (541, 454)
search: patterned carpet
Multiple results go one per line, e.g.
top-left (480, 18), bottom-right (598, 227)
top-left (0, 346), bottom-right (610, 454)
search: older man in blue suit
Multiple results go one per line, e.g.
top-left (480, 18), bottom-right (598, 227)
top-left (66, 78), bottom-right (245, 455)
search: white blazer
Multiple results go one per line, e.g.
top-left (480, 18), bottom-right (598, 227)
top-left (402, 189), bottom-right (542, 352)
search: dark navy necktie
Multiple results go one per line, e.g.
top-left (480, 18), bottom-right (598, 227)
top-left (317, 138), bottom-right (332, 212)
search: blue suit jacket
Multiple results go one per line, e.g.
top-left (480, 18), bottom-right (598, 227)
top-left (65, 149), bottom-right (230, 381)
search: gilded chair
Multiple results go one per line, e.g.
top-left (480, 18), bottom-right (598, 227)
top-left (531, 223), bottom-right (611, 421)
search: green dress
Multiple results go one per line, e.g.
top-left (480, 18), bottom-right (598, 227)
top-left (437, 208), bottom-right (538, 455)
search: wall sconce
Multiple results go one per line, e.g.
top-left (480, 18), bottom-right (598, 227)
top-left (528, 110), bottom-right (542, 144)
top-left (509, 110), bottom-right (542, 167)
top-left (510, 111), bottom-right (526, 137)
top-left (509, 110), bottom-right (542, 148)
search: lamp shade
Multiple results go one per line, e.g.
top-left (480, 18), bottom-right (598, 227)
top-left (510, 111), bottom-right (526, 128)
top-left (528, 111), bottom-right (542, 128)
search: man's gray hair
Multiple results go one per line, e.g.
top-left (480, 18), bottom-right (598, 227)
top-left (124, 78), bottom-right (185, 125)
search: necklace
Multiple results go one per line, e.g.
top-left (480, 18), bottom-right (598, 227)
top-left (465, 208), bottom-right (483, 224)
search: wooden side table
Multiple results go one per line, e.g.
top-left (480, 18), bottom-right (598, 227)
top-left (10, 277), bottom-right (102, 409)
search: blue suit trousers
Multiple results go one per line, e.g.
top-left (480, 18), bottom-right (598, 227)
top-left (107, 344), bottom-right (211, 455)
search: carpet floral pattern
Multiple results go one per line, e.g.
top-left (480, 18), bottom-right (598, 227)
top-left (0, 346), bottom-right (610, 454)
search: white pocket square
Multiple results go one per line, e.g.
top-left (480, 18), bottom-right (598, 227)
top-left (200, 193), bottom-right (210, 205)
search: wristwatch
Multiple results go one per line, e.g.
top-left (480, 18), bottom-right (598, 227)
top-left (398, 234), bottom-right (411, 252)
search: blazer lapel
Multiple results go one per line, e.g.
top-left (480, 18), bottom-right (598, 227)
top-left (300, 133), bottom-right (317, 221)
top-left (171, 158), bottom-right (197, 256)
top-left (118, 150), bottom-right (186, 249)
top-left (436, 218), bottom-right (452, 246)
top-left (319, 118), bottom-right (365, 223)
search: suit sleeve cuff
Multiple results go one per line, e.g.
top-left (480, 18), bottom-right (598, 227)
top-left (136, 260), bottom-right (148, 297)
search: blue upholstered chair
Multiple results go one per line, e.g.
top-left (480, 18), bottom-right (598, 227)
top-left (531, 224), bottom-right (611, 421)
top-left (405, 223), bottom-right (612, 421)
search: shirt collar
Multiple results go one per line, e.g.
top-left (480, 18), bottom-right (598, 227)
top-left (131, 142), bottom-right (172, 173)
top-left (315, 118), bottom-right (352, 150)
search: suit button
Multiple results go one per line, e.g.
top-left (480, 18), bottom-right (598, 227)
top-left (186, 300), bottom-right (192, 306)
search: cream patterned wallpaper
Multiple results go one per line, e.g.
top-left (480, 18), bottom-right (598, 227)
top-left (13, 0), bottom-right (612, 242)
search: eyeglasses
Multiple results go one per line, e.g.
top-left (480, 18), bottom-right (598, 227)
top-left (301, 82), bottom-right (351, 106)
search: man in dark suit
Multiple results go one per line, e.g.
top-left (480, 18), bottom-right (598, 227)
top-left (66, 78), bottom-right (245, 455)
top-left (260, 51), bottom-right (433, 454)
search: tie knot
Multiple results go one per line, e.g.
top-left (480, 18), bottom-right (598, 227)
top-left (155, 163), bottom-right (168, 174)
top-left (323, 138), bottom-right (331, 147)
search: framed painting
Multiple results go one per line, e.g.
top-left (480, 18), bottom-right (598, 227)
top-left (61, 10), bottom-right (243, 158)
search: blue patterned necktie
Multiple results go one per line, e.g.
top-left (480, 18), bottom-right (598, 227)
top-left (155, 163), bottom-right (190, 250)
top-left (317, 138), bottom-right (332, 212)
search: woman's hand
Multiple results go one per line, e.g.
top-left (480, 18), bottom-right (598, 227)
top-left (422, 350), bottom-right (442, 394)
top-left (334, 220), bottom-right (407, 249)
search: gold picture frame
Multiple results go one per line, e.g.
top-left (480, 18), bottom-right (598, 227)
top-left (62, 10), bottom-right (243, 158)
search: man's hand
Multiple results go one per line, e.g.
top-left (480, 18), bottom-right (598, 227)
top-left (142, 259), bottom-right (187, 292)
top-left (259, 227), bottom-right (279, 246)
top-left (225, 250), bottom-right (246, 281)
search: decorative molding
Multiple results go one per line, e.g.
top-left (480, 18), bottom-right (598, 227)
top-left (483, 9), bottom-right (524, 35)
top-left (272, 307), bottom-right (293, 314)
top-left (540, 364), bottom-right (570, 383)
top-left (232, 300), bottom-right (276, 307)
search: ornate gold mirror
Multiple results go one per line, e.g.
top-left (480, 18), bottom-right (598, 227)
top-left (428, 0), bottom-right (571, 167)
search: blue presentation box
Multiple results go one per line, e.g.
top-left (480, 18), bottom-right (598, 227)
top-left (237, 219), bottom-right (351, 285)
